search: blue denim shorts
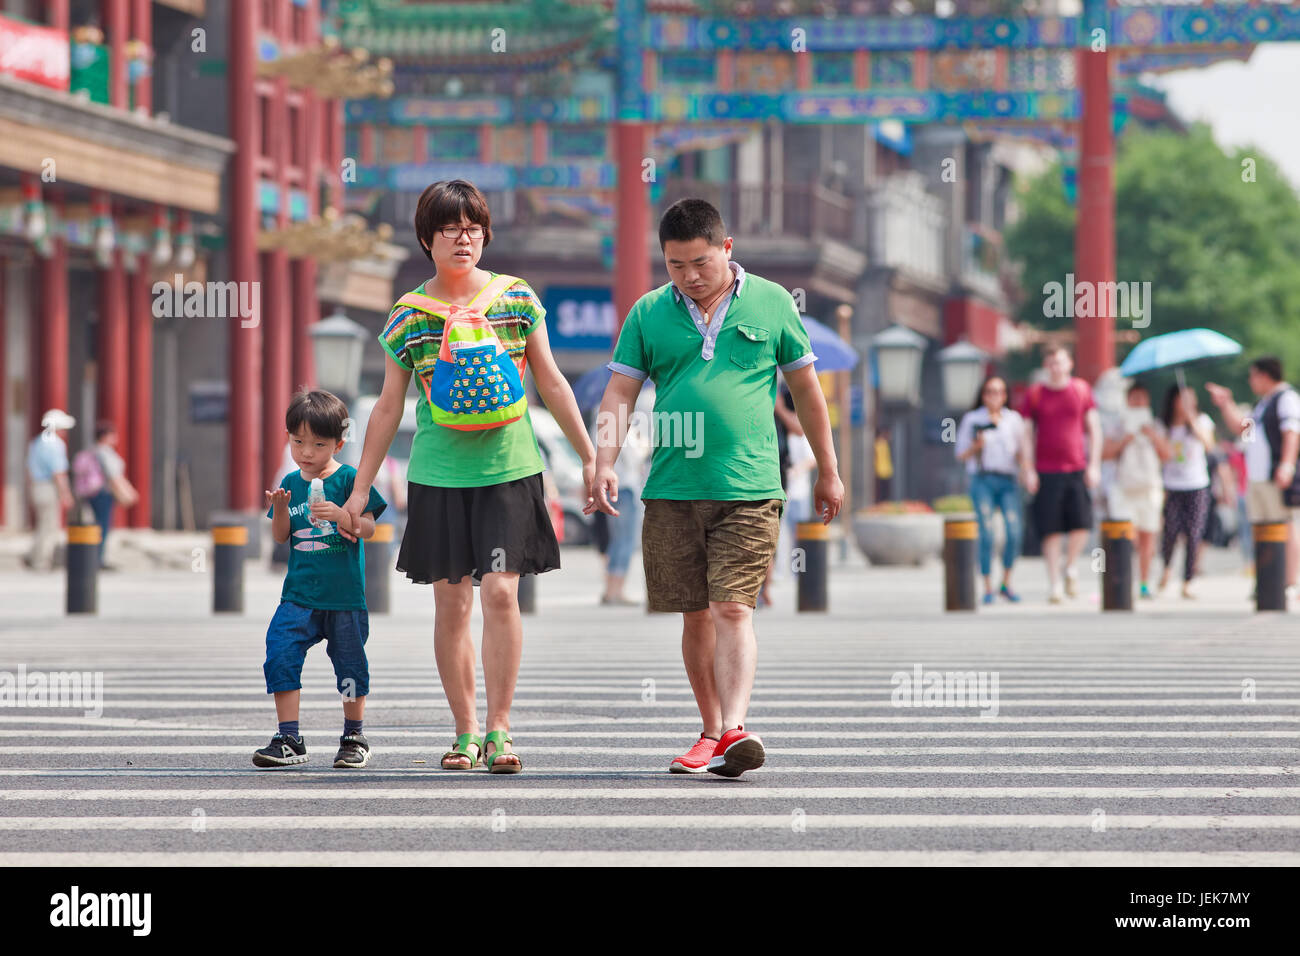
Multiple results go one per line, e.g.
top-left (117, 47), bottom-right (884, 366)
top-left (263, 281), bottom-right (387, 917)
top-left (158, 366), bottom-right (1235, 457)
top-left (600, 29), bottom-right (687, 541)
top-left (263, 600), bottom-right (370, 698)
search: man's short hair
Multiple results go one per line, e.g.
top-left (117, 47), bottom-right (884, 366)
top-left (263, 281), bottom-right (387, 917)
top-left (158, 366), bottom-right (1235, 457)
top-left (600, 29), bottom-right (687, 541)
top-left (285, 389), bottom-right (349, 442)
top-left (1126, 382), bottom-right (1148, 397)
top-left (94, 420), bottom-right (115, 441)
top-left (658, 199), bottom-right (727, 250)
top-left (1251, 356), bottom-right (1284, 383)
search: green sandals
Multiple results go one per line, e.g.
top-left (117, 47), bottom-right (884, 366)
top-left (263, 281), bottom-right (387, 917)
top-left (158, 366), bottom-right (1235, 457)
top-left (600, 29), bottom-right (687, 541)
top-left (482, 730), bottom-right (522, 774)
top-left (440, 730), bottom-right (522, 773)
top-left (441, 732), bottom-right (482, 770)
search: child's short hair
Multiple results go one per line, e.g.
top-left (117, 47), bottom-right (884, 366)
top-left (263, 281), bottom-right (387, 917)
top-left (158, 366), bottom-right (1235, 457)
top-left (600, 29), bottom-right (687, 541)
top-left (285, 389), bottom-right (349, 442)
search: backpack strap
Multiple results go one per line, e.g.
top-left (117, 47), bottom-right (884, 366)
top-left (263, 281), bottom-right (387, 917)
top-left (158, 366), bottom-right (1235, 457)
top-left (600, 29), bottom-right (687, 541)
top-left (396, 274), bottom-right (521, 319)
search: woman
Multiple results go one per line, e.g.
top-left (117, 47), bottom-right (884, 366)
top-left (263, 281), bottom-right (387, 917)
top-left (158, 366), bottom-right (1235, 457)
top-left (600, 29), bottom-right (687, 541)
top-left (343, 180), bottom-right (594, 773)
top-left (77, 421), bottom-right (138, 570)
top-left (955, 375), bottom-right (1030, 604)
top-left (1149, 385), bottom-right (1216, 598)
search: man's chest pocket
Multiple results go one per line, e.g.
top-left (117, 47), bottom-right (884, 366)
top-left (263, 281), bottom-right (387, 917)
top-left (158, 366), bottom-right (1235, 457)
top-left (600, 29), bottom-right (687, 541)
top-left (730, 324), bottom-right (771, 369)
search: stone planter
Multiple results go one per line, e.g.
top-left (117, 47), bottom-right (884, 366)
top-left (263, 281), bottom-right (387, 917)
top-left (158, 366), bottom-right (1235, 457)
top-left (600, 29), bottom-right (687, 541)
top-left (852, 512), bottom-right (944, 567)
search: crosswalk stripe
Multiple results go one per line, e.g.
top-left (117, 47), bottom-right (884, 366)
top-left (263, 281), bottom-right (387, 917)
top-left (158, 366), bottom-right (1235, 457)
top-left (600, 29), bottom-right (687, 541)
top-left (2, 814), bottom-right (1299, 831)
top-left (3, 698), bottom-right (1295, 709)
top-left (2, 745), bottom-right (1292, 755)
top-left (4, 786), bottom-right (1297, 800)
top-left (0, 765), bottom-right (1294, 777)
top-left (2, 850), bottom-right (1297, 866)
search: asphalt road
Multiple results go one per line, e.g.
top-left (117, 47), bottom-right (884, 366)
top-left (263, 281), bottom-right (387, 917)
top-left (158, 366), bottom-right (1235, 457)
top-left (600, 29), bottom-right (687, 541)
top-left (1, 540), bottom-right (1298, 865)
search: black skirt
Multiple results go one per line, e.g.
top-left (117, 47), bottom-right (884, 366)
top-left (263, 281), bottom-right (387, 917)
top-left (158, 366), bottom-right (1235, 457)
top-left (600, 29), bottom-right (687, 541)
top-left (396, 473), bottom-right (561, 586)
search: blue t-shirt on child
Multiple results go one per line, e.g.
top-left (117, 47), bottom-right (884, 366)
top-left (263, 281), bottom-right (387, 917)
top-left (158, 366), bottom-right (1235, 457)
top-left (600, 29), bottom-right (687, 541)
top-left (266, 463), bottom-right (387, 611)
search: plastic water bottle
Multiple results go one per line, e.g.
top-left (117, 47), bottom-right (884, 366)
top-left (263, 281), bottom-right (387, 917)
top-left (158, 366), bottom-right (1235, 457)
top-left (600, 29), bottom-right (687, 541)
top-left (307, 478), bottom-right (330, 530)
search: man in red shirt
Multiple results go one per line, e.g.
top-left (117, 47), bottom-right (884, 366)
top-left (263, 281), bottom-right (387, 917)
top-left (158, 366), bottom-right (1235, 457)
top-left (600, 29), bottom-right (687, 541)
top-left (1017, 346), bottom-right (1103, 603)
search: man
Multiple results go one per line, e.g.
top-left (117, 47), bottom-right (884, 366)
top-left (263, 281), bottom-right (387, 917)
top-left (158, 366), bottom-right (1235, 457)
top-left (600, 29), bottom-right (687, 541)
top-left (1102, 382), bottom-right (1163, 598)
top-left (24, 409), bottom-right (76, 572)
top-left (588, 199), bottom-right (844, 778)
top-left (1017, 346), bottom-right (1103, 603)
top-left (1207, 356), bottom-right (1300, 593)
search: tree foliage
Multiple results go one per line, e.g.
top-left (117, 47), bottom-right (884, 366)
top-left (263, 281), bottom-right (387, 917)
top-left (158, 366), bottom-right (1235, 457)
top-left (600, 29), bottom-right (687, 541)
top-left (1003, 125), bottom-right (1300, 396)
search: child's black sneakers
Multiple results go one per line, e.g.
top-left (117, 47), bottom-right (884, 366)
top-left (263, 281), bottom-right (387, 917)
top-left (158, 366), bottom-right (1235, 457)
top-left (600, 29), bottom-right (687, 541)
top-left (253, 733), bottom-right (308, 768)
top-left (333, 733), bottom-right (371, 768)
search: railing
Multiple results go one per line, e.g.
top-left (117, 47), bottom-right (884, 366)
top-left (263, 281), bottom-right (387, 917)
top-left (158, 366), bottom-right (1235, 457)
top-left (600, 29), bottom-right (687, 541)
top-left (865, 172), bottom-right (947, 284)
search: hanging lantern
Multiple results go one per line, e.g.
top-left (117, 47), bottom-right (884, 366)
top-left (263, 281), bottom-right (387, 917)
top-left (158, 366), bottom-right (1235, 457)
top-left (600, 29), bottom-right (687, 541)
top-left (92, 202), bottom-right (116, 269)
top-left (151, 207), bottom-right (172, 267)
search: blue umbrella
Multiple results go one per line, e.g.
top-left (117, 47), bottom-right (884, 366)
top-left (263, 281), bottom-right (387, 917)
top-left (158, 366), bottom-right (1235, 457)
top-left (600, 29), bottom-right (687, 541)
top-left (1118, 328), bottom-right (1242, 378)
top-left (800, 314), bottom-right (860, 373)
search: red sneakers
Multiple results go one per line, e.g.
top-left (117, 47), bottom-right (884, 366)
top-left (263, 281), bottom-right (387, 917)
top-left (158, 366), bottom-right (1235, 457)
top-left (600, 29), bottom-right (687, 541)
top-left (668, 733), bottom-right (719, 774)
top-left (706, 726), bottom-right (765, 778)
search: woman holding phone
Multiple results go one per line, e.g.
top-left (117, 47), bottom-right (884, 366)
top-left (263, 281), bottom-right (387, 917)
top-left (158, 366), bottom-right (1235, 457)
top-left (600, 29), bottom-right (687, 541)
top-left (955, 375), bottom-right (1032, 604)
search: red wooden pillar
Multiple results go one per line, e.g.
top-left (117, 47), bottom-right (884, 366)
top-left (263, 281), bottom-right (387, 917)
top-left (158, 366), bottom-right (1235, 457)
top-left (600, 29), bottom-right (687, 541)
top-left (127, 251), bottom-right (152, 527)
top-left (614, 122), bottom-right (649, 335)
top-left (97, 197), bottom-right (129, 529)
top-left (105, 0), bottom-right (128, 109)
top-left (131, 0), bottom-right (151, 114)
top-left (0, 260), bottom-right (5, 528)
top-left (1074, 0), bottom-right (1115, 383)
top-left (228, 0), bottom-right (262, 511)
top-left (39, 211), bottom-right (69, 433)
top-left (293, 0), bottom-right (322, 393)
top-left (261, 3), bottom-right (292, 493)
top-left (49, 0), bottom-right (69, 31)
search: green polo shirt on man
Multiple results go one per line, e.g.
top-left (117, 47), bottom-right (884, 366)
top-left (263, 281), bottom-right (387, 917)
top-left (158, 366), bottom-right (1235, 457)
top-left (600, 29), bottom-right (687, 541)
top-left (608, 261), bottom-right (816, 501)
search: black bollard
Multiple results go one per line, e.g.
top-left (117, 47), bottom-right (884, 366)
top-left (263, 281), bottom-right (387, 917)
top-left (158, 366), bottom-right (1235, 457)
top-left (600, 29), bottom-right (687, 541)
top-left (212, 524), bottom-right (247, 614)
top-left (65, 525), bottom-right (100, 615)
top-left (364, 523), bottom-right (393, 614)
top-left (943, 517), bottom-right (977, 612)
top-left (795, 521), bottom-right (829, 612)
top-left (517, 573), bottom-right (536, 615)
top-left (1100, 520), bottom-right (1134, 611)
top-left (1254, 521), bottom-right (1288, 612)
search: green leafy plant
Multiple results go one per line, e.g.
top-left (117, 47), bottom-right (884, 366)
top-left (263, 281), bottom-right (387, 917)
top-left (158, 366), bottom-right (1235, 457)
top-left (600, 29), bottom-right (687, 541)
top-left (859, 500), bottom-right (934, 515)
top-left (931, 495), bottom-right (974, 514)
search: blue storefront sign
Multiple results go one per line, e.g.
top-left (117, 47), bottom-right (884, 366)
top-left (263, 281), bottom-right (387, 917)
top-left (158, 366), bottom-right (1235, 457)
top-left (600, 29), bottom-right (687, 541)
top-left (542, 287), bottom-right (616, 351)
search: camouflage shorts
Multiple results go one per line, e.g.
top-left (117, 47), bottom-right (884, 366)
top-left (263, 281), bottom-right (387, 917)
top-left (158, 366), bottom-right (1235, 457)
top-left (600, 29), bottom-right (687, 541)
top-left (641, 498), bottom-right (783, 613)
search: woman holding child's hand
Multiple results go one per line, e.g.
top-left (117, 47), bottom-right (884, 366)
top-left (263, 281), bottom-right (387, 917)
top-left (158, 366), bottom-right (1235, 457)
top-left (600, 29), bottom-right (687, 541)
top-left (342, 179), bottom-right (594, 774)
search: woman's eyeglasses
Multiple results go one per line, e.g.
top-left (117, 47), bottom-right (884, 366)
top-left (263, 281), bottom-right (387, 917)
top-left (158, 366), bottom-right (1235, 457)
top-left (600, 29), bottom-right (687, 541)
top-left (439, 225), bottom-right (484, 240)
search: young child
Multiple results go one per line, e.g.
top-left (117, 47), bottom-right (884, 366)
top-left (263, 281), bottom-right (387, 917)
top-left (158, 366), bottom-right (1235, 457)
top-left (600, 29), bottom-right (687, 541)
top-left (255, 389), bottom-right (387, 769)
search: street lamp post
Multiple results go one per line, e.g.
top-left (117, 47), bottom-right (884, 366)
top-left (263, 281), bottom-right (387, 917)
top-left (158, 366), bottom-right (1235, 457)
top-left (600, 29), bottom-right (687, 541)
top-left (937, 340), bottom-right (989, 413)
top-left (309, 309), bottom-right (368, 402)
top-left (869, 325), bottom-right (927, 503)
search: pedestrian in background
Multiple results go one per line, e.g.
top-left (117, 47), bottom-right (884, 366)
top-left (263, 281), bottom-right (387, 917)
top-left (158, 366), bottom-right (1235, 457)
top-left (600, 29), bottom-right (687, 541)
top-left (955, 374), bottom-right (1028, 604)
top-left (1149, 385), bottom-right (1215, 598)
top-left (23, 409), bottom-right (76, 573)
top-left (874, 425), bottom-right (893, 502)
top-left (1208, 356), bottom-right (1300, 597)
top-left (1016, 346), bottom-right (1103, 604)
top-left (599, 388), bottom-right (651, 606)
top-left (72, 421), bottom-right (138, 570)
top-left (1102, 382), bottom-right (1163, 599)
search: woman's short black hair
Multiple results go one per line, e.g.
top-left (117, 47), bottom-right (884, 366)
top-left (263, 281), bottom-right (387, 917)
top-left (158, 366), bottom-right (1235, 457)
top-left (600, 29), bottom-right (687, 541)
top-left (285, 389), bottom-right (349, 442)
top-left (413, 179), bottom-right (493, 260)
top-left (94, 420), bottom-right (115, 441)
top-left (1160, 383), bottom-right (1190, 428)
top-left (658, 198), bottom-right (726, 250)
